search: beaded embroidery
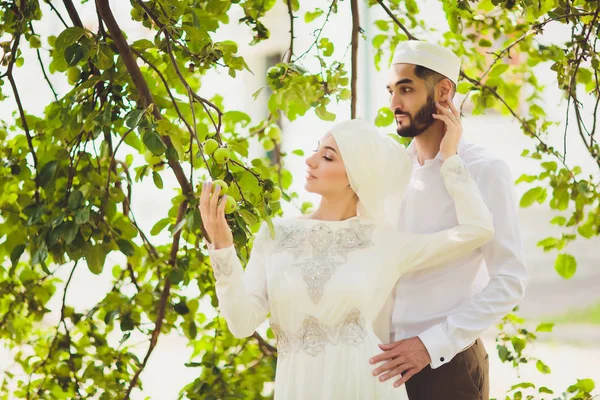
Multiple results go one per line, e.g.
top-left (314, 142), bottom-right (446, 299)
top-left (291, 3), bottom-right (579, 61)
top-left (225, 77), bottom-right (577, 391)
top-left (271, 309), bottom-right (367, 358)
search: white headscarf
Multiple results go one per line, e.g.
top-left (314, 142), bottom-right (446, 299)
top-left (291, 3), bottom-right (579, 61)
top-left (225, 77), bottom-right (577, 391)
top-left (329, 119), bottom-right (412, 225)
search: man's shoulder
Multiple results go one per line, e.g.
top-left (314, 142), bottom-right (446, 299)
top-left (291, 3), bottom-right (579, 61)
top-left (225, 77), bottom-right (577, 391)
top-left (460, 141), bottom-right (510, 177)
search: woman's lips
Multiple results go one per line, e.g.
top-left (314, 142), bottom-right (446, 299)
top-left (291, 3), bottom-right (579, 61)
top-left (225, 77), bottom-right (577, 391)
top-left (306, 172), bottom-right (317, 180)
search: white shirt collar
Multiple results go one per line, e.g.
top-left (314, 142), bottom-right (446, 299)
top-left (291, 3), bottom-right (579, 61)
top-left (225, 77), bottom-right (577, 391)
top-left (406, 138), bottom-right (467, 167)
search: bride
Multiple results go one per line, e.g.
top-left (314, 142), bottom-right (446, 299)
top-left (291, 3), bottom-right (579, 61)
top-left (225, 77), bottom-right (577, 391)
top-left (199, 103), bottom-right (493, 399)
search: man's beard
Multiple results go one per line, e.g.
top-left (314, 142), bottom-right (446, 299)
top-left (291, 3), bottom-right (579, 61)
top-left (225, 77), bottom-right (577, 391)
top-left (395, 94), bottom-right (437, 138)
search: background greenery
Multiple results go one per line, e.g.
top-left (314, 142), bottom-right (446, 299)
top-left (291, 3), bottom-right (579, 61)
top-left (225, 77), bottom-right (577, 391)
top-left (0, 0), bottom-right (598, 398)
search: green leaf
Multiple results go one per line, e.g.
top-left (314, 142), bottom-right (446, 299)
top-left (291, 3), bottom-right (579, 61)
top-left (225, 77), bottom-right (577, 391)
top-left (538, 387), bottom-right (554, 394)
top-left (536, 360), bottom-right (551, 374)
top-left (55, 27), bottom-right (85, 50)
top-left (374, 20), bottom-right (389, 31)
top-left (541, 161), bottom-right (557, 172)
top-left (292, 149), bottom-right (304, 156)
top-left (10, 244), bottom-right (26, 267)
top-left (174, 301), bottom-right (190, 315)
top-left (116, 239), bottom-right (135, 257)
top-left (535, 322), bottom-right (554, 332)
top-left (152, 171), bottom-right (164, 189)
top-left (143, 130), bottom-right (167, 155)
top-left (75, 207), bottom-right (91, 225)
top-left (125, 109), bottom-right (144, 129)
top-left (550, 216), bottom-right (566, 226)
top-left (151, 218), bottom-right (171, 236)
top-left (489, 64), bottom-right (509, 77)
top-left (64, 44), bottom-right (84, 66)
top-left (86, 244), bottom-right (107, 275)
top-left (554, 253), bottom-right (577, 279)
top-left (573, 379), bottom-right (595, 393)
top-left (38, 160), bottom-right (58, 187)
top-left (315, 106), bottom-right (336, 121)
top-left (479, 38), bottom-right (493, 47)
top-left (304, 9), bottom-right (324, 23)
top-left (520, 187), bottom-right (543, 208)
top-left (68, 190), bottom-right (84, 210)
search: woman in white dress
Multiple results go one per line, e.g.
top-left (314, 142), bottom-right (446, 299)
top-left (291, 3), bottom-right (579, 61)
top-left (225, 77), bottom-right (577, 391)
top-left (199, 103), bottom-right (494, 399)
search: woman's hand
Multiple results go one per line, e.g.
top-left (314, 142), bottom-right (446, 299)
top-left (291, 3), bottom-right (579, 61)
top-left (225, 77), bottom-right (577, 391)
top-left (199, 182), bottom-right (234, 249)
top-left (433, 100), bottom-right (463, 160)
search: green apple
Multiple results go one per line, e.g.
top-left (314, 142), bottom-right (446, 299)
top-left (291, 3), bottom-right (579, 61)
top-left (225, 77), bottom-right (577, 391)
top-left (224, 195), bottom-right (237, 214)
top-left (212, 180), bottom-right (228, 195)
top-left (213, 147), bottom-right (231, 165)
top-left (263, 139), bottom-right (275, 151)
top-left (67, 67), bottom-right (81, 84)
top-left (203, 139), bottom-right (219, 155)
top-left (144, 150), bottom-right (162, 165)
top-left (268, 186), bottom-right (282, 203)
top-left (29, 35), bottom-right (42, 49)
top-left (267, 125), bottom-right (282, 142)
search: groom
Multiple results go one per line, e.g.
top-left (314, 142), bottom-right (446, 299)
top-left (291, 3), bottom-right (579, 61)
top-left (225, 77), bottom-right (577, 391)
top-left (370, 41), bottom-right (528, 399)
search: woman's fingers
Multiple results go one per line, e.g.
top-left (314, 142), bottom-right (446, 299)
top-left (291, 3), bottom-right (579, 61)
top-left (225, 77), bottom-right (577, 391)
top-left (435, 102), bottom-right (456, 122)
top-left (210, 184), bottom-right (220, 219)
top-left (447, 100), bottom-right (460, 119)
top-left (217, 195), bottom-right (228, 220)
top-left (199, 182), bottom-right (209, 218)
top-left (432, 113), bottom-right (454, 127)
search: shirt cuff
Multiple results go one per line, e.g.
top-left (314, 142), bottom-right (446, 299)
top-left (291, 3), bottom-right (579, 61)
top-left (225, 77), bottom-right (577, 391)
top-left (418, 324), bottom-right (454, 369)
top-left (207, 243), bottom-right (236, 279)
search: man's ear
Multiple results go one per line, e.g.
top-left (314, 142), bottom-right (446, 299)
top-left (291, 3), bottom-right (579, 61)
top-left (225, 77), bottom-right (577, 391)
top-left (436, 79), bottom-right (454, 102)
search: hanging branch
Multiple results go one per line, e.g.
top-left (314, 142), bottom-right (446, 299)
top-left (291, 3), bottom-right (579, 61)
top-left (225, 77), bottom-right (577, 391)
top-left (350, 0), bottom-right (360, 119)
top-left (3, 26), bottom-right (40, 203)
top-left (375, 0), bottom-right (418, 40)
top-left (29, 23), bottom-right (58, 101)
top-left (284, 0), bottom-right (295, 63)
top-left (123, 200), bottom-right (187, 399)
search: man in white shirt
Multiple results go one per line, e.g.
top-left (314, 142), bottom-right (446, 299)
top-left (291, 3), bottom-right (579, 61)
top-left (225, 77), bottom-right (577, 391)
top-left (369, 41), bottom-right (528, 399)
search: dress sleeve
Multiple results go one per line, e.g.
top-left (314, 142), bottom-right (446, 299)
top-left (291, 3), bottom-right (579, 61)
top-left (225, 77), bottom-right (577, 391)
top-left (207, 224), bottom-right (270, 338)
top-left (380, 155), bottom-right (494, 277)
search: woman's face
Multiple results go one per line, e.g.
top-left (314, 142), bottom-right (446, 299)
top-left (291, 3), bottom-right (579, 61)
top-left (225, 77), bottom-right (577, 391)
top-left (304, 133), bottom-right (352, 196)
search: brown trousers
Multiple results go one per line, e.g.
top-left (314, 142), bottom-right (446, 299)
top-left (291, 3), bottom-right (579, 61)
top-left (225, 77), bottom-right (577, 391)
top-left (406, 339), bottom-right (490, 400)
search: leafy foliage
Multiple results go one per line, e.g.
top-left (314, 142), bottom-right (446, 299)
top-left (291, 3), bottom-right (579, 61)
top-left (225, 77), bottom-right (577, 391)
top-left (0, 0), bottom-right (598, 398)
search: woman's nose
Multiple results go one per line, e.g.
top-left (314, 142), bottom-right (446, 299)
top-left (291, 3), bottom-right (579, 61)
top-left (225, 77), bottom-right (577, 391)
top-left (305, 153), bottom-right (318, 168)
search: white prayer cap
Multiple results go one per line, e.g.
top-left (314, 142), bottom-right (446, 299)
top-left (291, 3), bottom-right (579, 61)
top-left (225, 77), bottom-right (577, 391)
top-left (391, 41), bottom-right (461, 85)
top-left (329, 119), bottom-right (412, 225)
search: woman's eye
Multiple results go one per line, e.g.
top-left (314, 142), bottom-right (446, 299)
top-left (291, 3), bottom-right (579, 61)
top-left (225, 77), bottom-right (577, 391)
top-left (322, 156), bottom-right (332, 161)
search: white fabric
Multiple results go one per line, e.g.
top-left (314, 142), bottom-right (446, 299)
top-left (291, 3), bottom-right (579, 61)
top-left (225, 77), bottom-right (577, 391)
top-left (208, 155), bottom-right (494, 399)
top-left (390, 139), bottom-right (528, 369)
top-left (329, 119), bottom-right (412, 225)
top-left (391, 41), bottom-right (461, 84)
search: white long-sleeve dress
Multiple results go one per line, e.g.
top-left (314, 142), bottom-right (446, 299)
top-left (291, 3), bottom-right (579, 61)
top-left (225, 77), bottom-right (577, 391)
top-left (207, 155), bottom-right (494, 399)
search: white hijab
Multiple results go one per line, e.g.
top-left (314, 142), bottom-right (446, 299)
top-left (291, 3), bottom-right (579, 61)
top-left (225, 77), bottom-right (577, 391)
top-left (329, 119), bottom-right (413, 226)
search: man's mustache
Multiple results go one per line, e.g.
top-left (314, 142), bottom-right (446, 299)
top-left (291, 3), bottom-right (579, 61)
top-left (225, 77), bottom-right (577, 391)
top-left (394, 110), bottom-right (410, 117)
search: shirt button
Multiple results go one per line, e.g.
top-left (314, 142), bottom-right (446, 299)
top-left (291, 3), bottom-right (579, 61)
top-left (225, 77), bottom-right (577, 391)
top-left (440, 357), bottom-right (445, 362)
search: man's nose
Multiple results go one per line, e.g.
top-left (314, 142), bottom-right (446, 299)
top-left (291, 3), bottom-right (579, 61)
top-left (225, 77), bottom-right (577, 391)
top-left (389, 92), bottom-right (402, 110)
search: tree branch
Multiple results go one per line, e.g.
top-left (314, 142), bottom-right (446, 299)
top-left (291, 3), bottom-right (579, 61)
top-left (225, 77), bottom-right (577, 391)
top-left (284, 0), bottom-right (295, 63)
top-left (62, 0), bottom-right (83, 28)
top-left (350, 0), bottom-right (360, 118)
top-left (29, 23), bottom-right (58, 101)
top-left (123, 201), bottom-right (187, 399)
top-left (376, 0), bottom-right (419, 40)
top-left (96, 0), bottom-right (193, 196)
top-left (4, 30), bottom-right (40, 203)
top-left (43, 0), bottom-right (69, 29)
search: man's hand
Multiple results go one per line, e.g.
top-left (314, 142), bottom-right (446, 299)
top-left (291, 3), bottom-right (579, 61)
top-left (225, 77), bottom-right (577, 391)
top-left (369, 336), bottom-right (431, 388)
